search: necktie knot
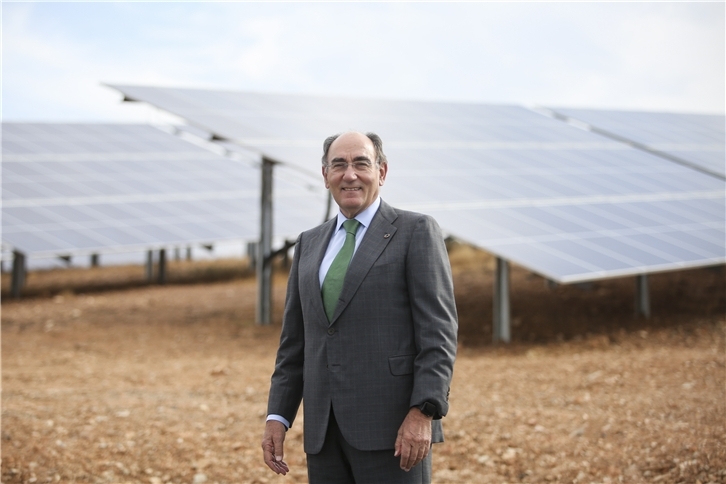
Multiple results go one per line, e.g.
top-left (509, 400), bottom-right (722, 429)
top-left (343, 219), bottom-right (360, 236)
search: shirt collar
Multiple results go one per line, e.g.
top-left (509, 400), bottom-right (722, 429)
top-left (336, 197), bottom-right (381, 230)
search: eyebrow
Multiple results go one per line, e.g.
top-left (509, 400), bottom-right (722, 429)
top-left (330, 155), bottom-right (373, 163)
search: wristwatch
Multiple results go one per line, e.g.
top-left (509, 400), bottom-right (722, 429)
top-left (418, 402), bottom-right (437, 418)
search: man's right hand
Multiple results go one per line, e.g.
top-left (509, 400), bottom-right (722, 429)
top-left (262, 420), bottom-right (289, 475)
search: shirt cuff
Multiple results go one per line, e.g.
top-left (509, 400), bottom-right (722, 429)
top-left (266, 414), bottom-right (290, 430)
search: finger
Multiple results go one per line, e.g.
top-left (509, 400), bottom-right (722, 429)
top-left (262, 442), bottom-right (276, 470)
top-left (400, 444), bottom-right (415, 471)
top-left (272, 439), bottom-right (285, 465)
top-left (269, 425), bottom-right (286, 467)
top-left (272, 459), bottom-right (289, 475)
top-left (264, 451), bottom-right (286, 474)
top-left (394, 433), bottom-right (402, 457)
top-left (408, 443), bottom-right (429, 471)
top-left (264, 451), bottom-right (288, 475)
top-left (414, 444), bottom-right (426, 466)
top-left (410, 445), bottom-right (423, 470)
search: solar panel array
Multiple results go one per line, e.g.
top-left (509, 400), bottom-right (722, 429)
top-left (85, 88), bottom-right (726, 283)
top-left (2, 123), bottom-right (324, 258)
top-left (548, 108), bottom-right (725, 178)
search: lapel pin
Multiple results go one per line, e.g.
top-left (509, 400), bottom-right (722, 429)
top-left (383, 233), bottom-right (390, 238)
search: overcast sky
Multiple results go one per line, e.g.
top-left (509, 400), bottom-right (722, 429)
top-left (3, 2), bottom-right (724, 123)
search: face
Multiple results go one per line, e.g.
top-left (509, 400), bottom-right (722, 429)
top-left (322, 132), bottom-right (388, 218)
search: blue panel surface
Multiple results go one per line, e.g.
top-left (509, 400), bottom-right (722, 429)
top-left (102, 87), bottom-right (726, 282)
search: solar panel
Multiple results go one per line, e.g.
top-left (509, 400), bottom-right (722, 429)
top-left (106, 86), bottom-right (726, 283)
top-left (546, 108), bottom-right (725, 179)
top-left (2, 123), bottom-right (324, 258)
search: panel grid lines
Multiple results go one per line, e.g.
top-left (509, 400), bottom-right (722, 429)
top-left (100, 87), bottom-right (726, 282)
top-left (2, 122), bottom-right (324, 257)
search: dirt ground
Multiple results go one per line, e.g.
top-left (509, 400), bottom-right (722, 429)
top-left (2, 248), bottom-right (725, 483)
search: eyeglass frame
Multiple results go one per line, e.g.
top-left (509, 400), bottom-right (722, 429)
top-left (324, 159), bottom-right (379, 174)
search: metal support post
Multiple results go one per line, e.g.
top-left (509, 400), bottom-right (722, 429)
top-left (186, 247), bottom-right (192, 261)
top-left (636, 274), bottom-right (650, 318)
top-left (90, 253), bottom-right (100, 267)
top-left (158, 249), bottom-right (167, 284)
top-left (11, 250), bottom-right (26, 298)
top-left (248, 242), bottom-right (258, 270)
top-left (282, 239), bottom-right (291, 268)
top-left (145, 250), bottom-right (154, 281)
top-left (493, 257), bottom-right (511, 343)
top-left (257, 157), bottom-right (274, 325)
top-left (174, 247), bottom-right (181, 261)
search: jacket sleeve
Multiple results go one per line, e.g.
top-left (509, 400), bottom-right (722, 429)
top-left (406, 214), bottom-right (458, 418)
top-left (266, 233), bottom-right (305, 427)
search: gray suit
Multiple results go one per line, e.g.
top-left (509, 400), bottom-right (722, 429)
top-left (267, 199), bottom-right (458, 455)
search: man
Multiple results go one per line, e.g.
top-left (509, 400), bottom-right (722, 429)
top-left (262, 131), bottom-right (457, 483)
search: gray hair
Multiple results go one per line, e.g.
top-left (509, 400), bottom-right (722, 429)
top-left (321, 132), bottom-right (388, 168)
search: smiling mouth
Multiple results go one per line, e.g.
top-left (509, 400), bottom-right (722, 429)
top-left (342, 187), bottom-right (361, 191)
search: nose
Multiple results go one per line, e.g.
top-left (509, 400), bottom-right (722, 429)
top-left (342, 165), bottom-right (358, 180)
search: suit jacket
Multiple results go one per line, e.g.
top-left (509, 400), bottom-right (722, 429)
top-left (267, 199), bottom-right (458, 454)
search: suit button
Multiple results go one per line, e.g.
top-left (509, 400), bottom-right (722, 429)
top-left (327, 328), bottom-right (335, 335)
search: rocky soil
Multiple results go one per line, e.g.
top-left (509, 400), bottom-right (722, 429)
top-left (2, 251), bottom-right (724, 483)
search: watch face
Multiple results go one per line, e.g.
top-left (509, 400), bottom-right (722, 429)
top-left (421, 402), bottom-right (436, 417)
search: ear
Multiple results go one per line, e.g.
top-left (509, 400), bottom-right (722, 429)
top-left (322, 165), bottom-right (330, 189)
top-left (378, 164), bottom-right (388, 186)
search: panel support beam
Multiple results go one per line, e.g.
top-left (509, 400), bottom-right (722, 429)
top-left (636, 274), bottom-right (650, 318)
top-left (145, 250), bottom-right (154, 281)
top-left (248, 242), bottom-right (258, 270)
top-left (11, 250), bottom-right (26, 299)
top-left (257, 157), bottom-right (275, 325)
top-left (158, 249), bottom-right (167, 284)
top-left (493, 257), bottom-right (511, 343)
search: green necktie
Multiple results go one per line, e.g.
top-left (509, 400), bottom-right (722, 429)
top-left (322, 219), bottom-right (361, 321)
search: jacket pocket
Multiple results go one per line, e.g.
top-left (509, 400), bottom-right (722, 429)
top-left (388, 354), bottom-right (415, 376)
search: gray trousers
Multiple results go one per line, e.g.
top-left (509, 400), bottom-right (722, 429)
top-left (306, 408), bottom-right (432, 484)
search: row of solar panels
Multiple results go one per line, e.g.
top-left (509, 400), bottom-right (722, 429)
top-left (2, 123), bottom-right (325, 259)
top-left (3, 87), bottom-right (724, 283)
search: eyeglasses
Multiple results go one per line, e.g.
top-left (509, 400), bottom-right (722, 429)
top-left (326, 160), bottom-right (375, 174)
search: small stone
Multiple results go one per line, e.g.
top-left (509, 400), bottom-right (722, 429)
top-left (210, 366), bottom-right (227, 376)
top-left (192, 473), bottom-right (207, 484)
top-left (501, 448), bottom-right (517, 462)
top-left (476, 454), bottom-right (490, 464)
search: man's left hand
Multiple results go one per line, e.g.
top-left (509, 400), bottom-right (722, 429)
top-left (394, 407), bottom-right (433, 471)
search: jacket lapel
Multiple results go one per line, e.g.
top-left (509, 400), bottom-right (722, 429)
top-left (329, 200), bottom-right (398, 325)
top-left (302, 218), bottom-right (337, 326)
